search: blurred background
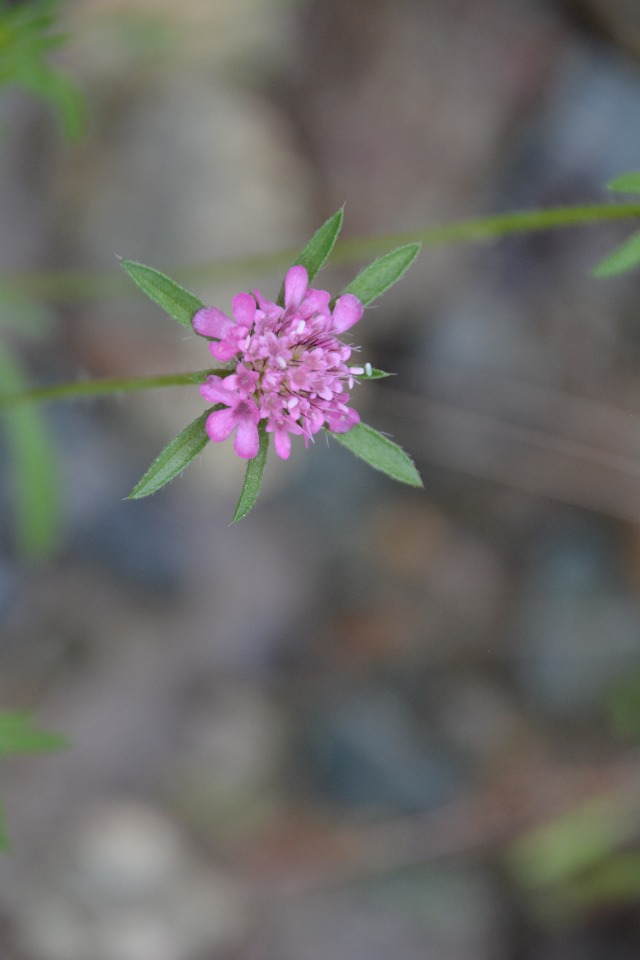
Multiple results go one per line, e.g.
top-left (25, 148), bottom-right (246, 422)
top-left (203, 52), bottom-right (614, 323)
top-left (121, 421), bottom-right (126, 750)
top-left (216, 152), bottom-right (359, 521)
top-left (3, 0), bottom-right (640, 957)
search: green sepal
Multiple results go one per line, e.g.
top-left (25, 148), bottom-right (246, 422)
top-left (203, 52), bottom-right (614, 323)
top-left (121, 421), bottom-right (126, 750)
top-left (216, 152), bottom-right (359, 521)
top-left (330, 421), bottom-right (423, 487)
top-left (120, 260), bottom-right (205, 328)
top-left (233, 421), bottom-right (269, 522)
top-left (593, 230), bottom-right (640, 278)
top-left (0, 711), bottom-right (68, 757)
top-left (128, 408), bottom-right (212, 499)
top-left (361, 367), bottom-right (392, 380)
top-left (606, 172), bottom-right (640, 194)
top-left (341, 243), bottom-right (421, 306)
top-left (277, 207), bottom-right (344, 305)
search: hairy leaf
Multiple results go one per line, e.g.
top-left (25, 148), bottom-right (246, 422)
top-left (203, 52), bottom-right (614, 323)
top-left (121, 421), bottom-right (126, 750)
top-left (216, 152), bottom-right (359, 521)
top-left (128, 409), bottom-right (211, 499)
top-left (277, 207), bottom-right (344, 304)
top-left (121, 260), bottom-right (204, 328)
top-left (232, 422), bottom-right (269, 522)
top-left (330, 421), bottom-right (423, 487)
top-left (341, 243), bottom-right (421, 306)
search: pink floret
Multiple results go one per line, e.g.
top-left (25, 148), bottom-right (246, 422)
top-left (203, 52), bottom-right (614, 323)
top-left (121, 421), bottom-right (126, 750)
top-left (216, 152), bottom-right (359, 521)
top-left (192, 265), bottom-right (365, 460)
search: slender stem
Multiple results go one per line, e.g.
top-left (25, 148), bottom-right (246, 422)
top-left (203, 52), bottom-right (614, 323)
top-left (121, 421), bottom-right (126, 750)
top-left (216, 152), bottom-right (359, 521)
top-left (2, 202), bottom-right (640, 302)
top-left (0, 369), bottom-right (217, 410)
top-left (2, 200), bottom-right (640, 409)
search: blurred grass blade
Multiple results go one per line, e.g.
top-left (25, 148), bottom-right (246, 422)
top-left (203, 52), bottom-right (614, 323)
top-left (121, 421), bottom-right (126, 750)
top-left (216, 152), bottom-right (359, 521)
top-left (330, 421), bottom-right (423, 487)
top-left (341, 243), bottom-right (421, 305)
top-left (121, 260), bottom-right (205, 328)
top-left (0, 339), bottom-right (58, 557)
top-left (232, 422), bottom-right (269, 522)
top-left (593, 230), bottom-right (640, 277)
top-left (129, 409), bottom-right (211, 499)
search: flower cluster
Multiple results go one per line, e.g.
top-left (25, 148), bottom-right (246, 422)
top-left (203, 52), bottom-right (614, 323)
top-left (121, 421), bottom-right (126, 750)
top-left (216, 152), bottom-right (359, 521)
top-left (192, 265), bottom-right (365, 460)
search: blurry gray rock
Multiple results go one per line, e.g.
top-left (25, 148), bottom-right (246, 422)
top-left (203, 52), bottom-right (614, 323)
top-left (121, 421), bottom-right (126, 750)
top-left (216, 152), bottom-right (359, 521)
top-left (513, 517), bottom-right (640, 716)
top-left (12, 799), bottom-right (247, 960)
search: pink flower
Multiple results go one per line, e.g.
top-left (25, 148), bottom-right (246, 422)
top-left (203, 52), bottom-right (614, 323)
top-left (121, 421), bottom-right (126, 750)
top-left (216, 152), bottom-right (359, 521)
top-left (194, 265), bottom-right (365, 460)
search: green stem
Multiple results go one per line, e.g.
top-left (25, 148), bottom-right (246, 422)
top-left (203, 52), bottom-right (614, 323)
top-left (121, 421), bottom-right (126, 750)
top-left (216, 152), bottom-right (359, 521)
top-left (0, 369), bottom-right (218, 410)
top-left (2, 200), bottom-right (640, 409)
top-left (2, 202), bottom-right (640, 302)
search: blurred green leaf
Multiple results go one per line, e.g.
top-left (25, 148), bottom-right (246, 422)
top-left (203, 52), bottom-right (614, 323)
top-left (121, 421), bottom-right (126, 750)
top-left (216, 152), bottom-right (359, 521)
top-left (341, 243), bottom-right (421, 306)
top-left (606, 172), bottom-right (640, 194)
top-left (0, 0), bottom-right (83, 139)
top-left (232, 422), bottom-right (269, 522)
top-left (568, 854), bottom-right (640, 905)
top-left (0, 711), bottom-right (68, 756)
top-left (121, 260), bottom-right (205, 328)
top-left (0, 339), bottom-right (58, 557)
top-left (593, 230), bottom-right (640, 278)
top-left (509, 797), bottom-right (633, 888)
top-left (330, 421), bottom-right (423, 487)
top-left (129, 408), bottom-right (211, 499)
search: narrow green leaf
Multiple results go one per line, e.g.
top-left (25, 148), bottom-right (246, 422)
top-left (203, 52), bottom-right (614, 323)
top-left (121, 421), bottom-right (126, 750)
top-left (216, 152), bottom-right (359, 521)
top-left (0, 339), bottom-right (58, 557)
top-left (330, 421), bottom-right (423, 487)
top-left (341, 243), bottom-right (421, 306)
top-left (277, 207), bottom-right (344, 305)
top-left (593, 230), bottom-right (640, 277)
top-left (232, 422), bottom-right (269, 522)
top-left (607, 172), bottom-right (640, 194)
top-left (0, 711), bottom-right (68, 757)
top-left (361, 367), bottom-right (392, 380)
top-left (121, 260), bottom-right (204, 328)
top-left (128, 409), bottom-right (211, 499)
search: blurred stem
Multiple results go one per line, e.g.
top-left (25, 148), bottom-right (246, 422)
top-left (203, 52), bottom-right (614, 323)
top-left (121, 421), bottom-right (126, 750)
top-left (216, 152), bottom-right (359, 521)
top-left (0, 369), bottom-right (217, 410)
top-left (1, 201), bottom-right (639, 410)
top-left (2, 202), bottom-right (640, 303)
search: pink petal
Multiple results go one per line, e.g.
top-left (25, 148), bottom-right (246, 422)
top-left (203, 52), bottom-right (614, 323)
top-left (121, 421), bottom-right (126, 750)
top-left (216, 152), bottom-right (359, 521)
top-left (332, 294), bottom-right (364, 333)
top-left (284, 265), bottom-right (309, 309)
top-left (234, 416), bottom-right (260, 459)
top-left (273, 425), bottom-right (292, 460)
top-left (301, 288), bottom-right (331, 318)
top-left (199, 375), bottom-right (237, 405)
top-left (206, 407), bottom-right (237, 443)
top-left (232, 292), bottom-right (257, 328)
top-left (328, 407), bottom-right (360, 433)
top-left (209, 340), bottom-right (240, 362)
top-left (193, 307), bottom-right (233, 339)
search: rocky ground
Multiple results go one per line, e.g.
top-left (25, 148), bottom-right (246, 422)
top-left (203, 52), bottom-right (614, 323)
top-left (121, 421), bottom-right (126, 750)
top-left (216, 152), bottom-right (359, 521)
top-left (3, 0), bottom-right (640, 958)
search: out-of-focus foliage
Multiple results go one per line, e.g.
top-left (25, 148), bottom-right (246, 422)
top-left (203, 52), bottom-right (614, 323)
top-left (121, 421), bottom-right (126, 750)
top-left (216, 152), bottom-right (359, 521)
top-left (0, 0), bottom-right (83, 138)
top-left (0, 711), bottom-right (68, 849)
top-left (509, 794), bottom-right (640, 920)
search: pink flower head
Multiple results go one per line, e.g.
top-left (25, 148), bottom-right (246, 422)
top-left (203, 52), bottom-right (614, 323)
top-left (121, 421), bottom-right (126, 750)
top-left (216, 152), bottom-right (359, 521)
top-left (194, 266), bottom-right (365, 460)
